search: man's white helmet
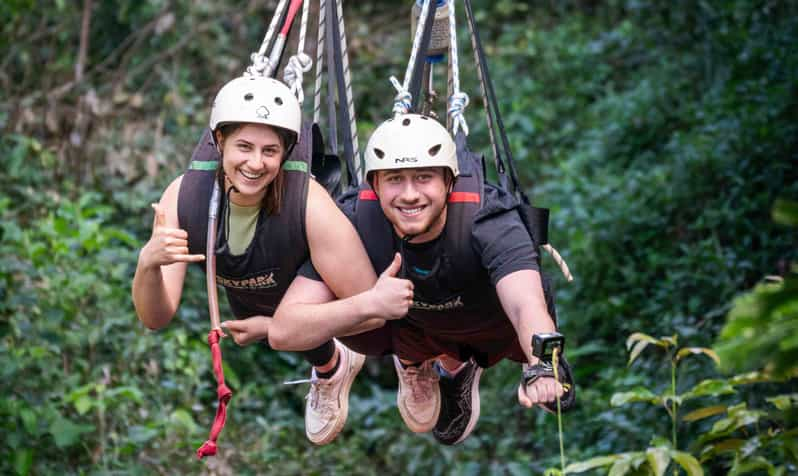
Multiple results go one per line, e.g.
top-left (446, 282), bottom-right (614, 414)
top-left (364, 114), bottom-right (458, 183)
top-left (209, 76), bottom-right (301, 141)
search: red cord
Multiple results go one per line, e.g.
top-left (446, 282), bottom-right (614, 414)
top-left (196, 329), bottom-right (233, 459)
top-left (279, 0), bottom-right (304, 36)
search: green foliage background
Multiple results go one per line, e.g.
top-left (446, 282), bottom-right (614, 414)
top-left (1, 0), bottom-right (796, 474)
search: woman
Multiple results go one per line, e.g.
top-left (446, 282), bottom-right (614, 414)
top-left (131, 75), bottom-right (409, 445)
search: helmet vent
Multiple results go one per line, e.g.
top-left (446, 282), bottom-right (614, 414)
top-left (402, 118), bottom-right (411, 126)
top-left (244, 93), bottom-right (254, 101)
top-left (428, 144), bottom-right (442, 157)
top-left (420, 116), bottom-right (429, 120)
top-left (275, 96), bottom-right (284, 105)
top-left (374, 148), bottom-right (386, 159)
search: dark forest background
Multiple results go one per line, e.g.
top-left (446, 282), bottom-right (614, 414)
top-left (1, 0), bottom-right (796, 474)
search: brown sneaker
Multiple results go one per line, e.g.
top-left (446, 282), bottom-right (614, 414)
top-left (393, 356), bottom-right (441, 433)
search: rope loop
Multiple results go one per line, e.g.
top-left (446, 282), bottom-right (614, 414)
top-left (246, 52), bottom-right (273, 77)
top-left (390, 75), bottom-right (413, 117)
top-left (284, 52), bottom-right (313, 103)
top-left (448, 91), bottom-right (470, 136)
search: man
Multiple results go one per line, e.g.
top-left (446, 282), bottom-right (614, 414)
top-left (270, 114), bottom-right (574, 445)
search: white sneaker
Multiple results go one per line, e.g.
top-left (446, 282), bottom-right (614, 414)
top-left (393, 356), bottom-right (441, 433)
top-left (305, 342), bottom-right (365, 445)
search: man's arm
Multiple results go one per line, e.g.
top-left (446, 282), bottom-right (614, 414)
top-left (495, 269), bottom-right (556, 364)
top-left (495, 269), bottom-right (565, 406)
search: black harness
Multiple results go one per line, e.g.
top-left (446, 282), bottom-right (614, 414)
top-left (177, 123), bottom-right (316, 318)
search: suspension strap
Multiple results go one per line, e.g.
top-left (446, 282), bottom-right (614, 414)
top-left (283, 0), bottom-right (313, 103)
top-left (329, 0), bottom-right (359, 185)
top-left (246, 0), bottom-right (289, 77)
top-left (463, 0), bottom-right (572, 281)
top-left (553, 348), bottom-right (567, 474)
top-left (446, 0), bottom-right (469, 136)
top-left (391, 0), bottom-right (436, 117)
top-left (463, 0), bottom-right (518, 194)
top-left (313, 0), bottom-right (327, 124)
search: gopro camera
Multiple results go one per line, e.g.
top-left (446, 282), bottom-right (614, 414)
top-left (532, 332), bottom-right (565, 363)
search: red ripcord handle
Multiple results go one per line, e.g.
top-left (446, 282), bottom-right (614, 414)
top-left (196, 329), bottom-right (233, 459)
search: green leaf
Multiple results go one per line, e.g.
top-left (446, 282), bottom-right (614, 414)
top-left (611, 388), bottom-right (662, 407)
top-left (661, 335), bottom-right (678, 347)
top-left (728, 371), bottom-right (772, 386)
top-left (608, 457), bottom-right (632, 476)
top-left (626, 332), bottom-right (660, 350)
top-left (20, 409), bottom-right (37, 435)
top-left (49, 417), bottom-right (95, 449)
top-left (730, 456), bottom-right (775, 475)
top-left (127, 425), bottom-right (160, 444)
top-left (105, 386), bottom-right (144, 404)
top-left (675, 347), bottom-right (720, 366)
top-left (700, 438), bottom-right (745, 459)
top-left (628, 339), bottom-right (650, 366)
top-left (679, 379), bottom-right (736, 401)
top-left (670, 451), bottom-right (704, 476)
top-left (170, 409), bottom-right (198, 432)
top-left (564, 456), bottom-right (618, 473)
top-left (73, 395), bottom-right (93, 415)
top-left (772, 199), bottom-right (798, 227)
top-left (682, 405), bottom-right (728, 422)
top-left (766, 393), bottom-right (798, 411)
top-left (14, 449), bottom-right (33, 476)
top-left (646, 447), bottom-right (671, 476)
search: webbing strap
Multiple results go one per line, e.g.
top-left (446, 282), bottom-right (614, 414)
top-left (408, 0), bottom-right (439, 113)
top-left (328, 0), bottom-right (358, 186)
top-left (463, 0), bottom-right (525, 201)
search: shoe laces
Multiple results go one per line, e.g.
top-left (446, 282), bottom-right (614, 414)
top-left (404, 362), bottom-right (439, 404)
top-left (284, 372), bottom-right (336, 415)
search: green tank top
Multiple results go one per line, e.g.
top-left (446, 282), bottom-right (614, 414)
top-left (227, 202), bottom-right (260, 256)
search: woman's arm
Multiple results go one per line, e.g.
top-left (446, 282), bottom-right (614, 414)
top-left (269, 275), bottom-right (384, 351)
top-left (305, 179), bottom-right (377, 297)
top-left (131, 175), bottom-right (205, 329)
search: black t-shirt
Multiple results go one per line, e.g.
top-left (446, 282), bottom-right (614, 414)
top-left (299, 184), bottom-right (538, 286)
top-left (299, 184), bottom-right (539, 337)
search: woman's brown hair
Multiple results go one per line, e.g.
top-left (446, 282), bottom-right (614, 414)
top-left (215, 123), bottom-right (296, 215)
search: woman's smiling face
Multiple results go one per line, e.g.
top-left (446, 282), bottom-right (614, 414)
top-left (218, 123), bottom-right (285, 206)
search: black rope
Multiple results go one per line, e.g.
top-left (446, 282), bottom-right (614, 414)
top-left (463, 0), bottom-right (528, 203)
top-left (328, 0), bottom-right (358, 187)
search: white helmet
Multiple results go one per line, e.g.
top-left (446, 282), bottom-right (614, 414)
top-left (364, 114), bottom-right (458, 183)
top-left (209, 76), bottom-right (301, 142)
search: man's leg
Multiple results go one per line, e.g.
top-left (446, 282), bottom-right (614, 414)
top-left (302, 340), bottom-right (365, 445)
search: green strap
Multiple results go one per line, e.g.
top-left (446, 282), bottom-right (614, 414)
top-left (189, 160), bottom-right (218, 171)
top-left (282, 160), bottom-right (308, 173)
top-left (188, 160), bottom-right (307, 173)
